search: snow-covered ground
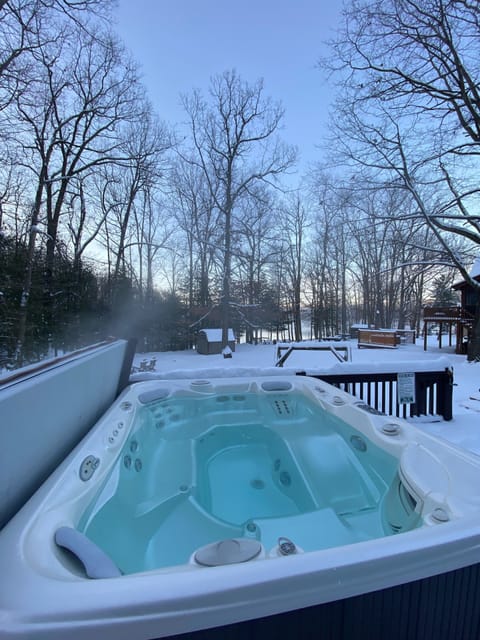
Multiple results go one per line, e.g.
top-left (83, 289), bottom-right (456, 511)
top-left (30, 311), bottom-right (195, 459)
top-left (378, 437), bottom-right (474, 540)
top-left (133, 336), bottom-right (480, 456)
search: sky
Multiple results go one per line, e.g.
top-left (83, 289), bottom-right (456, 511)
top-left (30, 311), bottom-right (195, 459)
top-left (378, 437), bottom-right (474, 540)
top-left (114, 0), bottom-right (344, 176)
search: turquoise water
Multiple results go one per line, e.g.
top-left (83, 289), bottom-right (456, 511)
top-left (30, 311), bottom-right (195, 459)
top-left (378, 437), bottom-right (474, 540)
top-left (79, 390), bottom-right (400, 574)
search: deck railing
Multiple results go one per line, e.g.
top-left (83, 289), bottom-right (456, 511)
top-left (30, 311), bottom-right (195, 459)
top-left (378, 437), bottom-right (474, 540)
top-left (298, 367), bottom-right (453, 421)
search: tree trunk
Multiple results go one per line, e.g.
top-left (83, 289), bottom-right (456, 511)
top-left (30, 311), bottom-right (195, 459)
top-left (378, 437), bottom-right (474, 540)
top-left (15, 171), bottom-right (45, 364)
top-left (221, 200), bottom-right (232, 352)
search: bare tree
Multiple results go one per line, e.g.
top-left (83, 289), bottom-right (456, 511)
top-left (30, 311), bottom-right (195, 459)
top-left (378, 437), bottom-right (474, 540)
top-left (12, 24), bottom-right (149, 359)
top-left (181, 70), bottom-right (296, 352)
top-left (94, 109), bottom-right (172, 308)
top-left (323, 0), bottom-right (480, 358)
top-left (0, 0), bottom-right (113, 110)
top-left (131, 190), bottom-right (174, 305)
top-left (110, 113), bottom-right (171, 285)
top-left (169, 161), bottom-right (221, 313)
top-left (307, 176), bottom-right (355, 338)
top-left (327, 0), bottom-right (480, 148)
top-left (235, 186), bottom-right (281, 343)
top-left (278, 193), bottom-right (310, 342)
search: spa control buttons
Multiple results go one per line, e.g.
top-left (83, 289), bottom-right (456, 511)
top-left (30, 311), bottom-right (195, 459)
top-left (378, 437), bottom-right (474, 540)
top-left (79, 455), bottom-right (100, 481)
top-left (107, 421), bottom-right (125, 448)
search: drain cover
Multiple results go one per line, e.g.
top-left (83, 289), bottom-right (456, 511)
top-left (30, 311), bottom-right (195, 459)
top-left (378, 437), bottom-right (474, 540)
top-left (194, 538), bottom-right (262, 566)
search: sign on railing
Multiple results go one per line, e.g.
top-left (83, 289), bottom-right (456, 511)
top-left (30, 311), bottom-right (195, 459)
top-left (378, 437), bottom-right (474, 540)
top-left (397, 372), bottom-right (416, 405)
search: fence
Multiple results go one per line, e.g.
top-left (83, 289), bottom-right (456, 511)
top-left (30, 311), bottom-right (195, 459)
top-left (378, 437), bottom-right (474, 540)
top-left (298, 367), bottom-right (453, 421)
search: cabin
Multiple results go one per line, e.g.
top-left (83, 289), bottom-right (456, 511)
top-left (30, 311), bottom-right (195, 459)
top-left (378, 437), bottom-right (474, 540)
top-left (196, 328), bottom-right (236, 355)
top-left (423, 258), bottom-right (479, 354)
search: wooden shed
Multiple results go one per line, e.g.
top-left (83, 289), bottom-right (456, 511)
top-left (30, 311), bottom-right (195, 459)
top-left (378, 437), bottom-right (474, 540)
top-left (196, 329), bottom-right (236, 355)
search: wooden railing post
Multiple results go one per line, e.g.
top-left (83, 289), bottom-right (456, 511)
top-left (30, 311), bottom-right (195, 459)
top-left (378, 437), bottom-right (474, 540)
top-left (436, 368), bottom-right (454, 421)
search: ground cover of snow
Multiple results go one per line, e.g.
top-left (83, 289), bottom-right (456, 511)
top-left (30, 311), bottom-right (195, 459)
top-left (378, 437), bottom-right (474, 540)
top-left (133, 335), bottom-right (480, 456)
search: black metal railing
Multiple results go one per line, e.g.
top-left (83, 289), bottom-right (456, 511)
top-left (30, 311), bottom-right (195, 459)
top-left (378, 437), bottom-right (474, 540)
top-left (297, 368), bottom-right (453, 421)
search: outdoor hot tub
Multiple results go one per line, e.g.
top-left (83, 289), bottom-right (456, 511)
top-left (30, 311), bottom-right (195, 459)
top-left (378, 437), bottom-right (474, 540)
top-left (2, 374), bottom-right (480, 639)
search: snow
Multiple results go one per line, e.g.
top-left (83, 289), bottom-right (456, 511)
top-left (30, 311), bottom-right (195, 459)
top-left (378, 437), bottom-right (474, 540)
top-left (469, 256), bottom-right (480, 278)
top-left (199, 328), bottom-right (235, 342)
top-left (133, 336), bottom-right (480, 456)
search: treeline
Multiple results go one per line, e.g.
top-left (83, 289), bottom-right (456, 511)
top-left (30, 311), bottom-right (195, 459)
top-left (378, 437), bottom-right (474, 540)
top-left (0, 230), bottom-right (192, 364)
top-left (1, 0), bottom-right (479, 367)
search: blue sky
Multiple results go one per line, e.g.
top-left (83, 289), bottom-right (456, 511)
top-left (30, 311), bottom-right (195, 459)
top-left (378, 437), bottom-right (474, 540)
top-left (114, 0), bottom-right (344, 174)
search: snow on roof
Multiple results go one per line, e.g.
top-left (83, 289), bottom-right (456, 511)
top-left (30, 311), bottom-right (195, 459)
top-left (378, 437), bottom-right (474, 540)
top-left (469, 257), bottom-right (480, 279)
top-left (199, 328), bottom-right (235, 342)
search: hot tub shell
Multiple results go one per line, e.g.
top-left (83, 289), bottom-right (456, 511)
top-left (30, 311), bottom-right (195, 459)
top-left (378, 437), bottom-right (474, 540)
top-left (1, 375), bottom-right (480, 640)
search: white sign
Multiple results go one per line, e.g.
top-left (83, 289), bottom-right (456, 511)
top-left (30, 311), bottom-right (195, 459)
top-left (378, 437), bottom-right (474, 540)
top-left (397, 372), bottom-right (416, 405)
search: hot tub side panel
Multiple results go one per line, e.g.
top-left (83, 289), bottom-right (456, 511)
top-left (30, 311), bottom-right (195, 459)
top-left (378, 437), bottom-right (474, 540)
top-left (150, 561), bottom-right (480, 640)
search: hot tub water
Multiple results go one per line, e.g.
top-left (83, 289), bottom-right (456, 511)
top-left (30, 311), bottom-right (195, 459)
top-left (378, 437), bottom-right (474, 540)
top-left (79, 390), bottom-right (403, 573)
